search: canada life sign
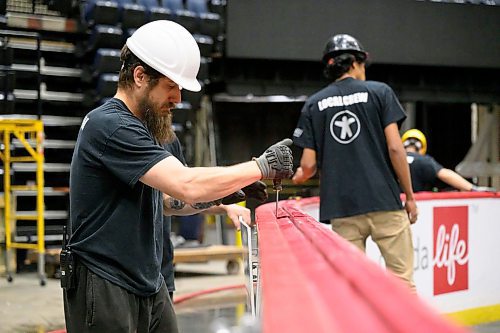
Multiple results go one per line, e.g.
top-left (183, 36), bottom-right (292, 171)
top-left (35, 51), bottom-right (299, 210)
top-left (367, 205), bottom-right (470, 297)
top-left (363, 194), bottom-right (500, 315)
top-left (433, 206), bottom-right (468, 295)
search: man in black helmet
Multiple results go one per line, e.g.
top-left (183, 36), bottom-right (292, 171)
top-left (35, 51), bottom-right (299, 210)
top-left (292, 34), bottom-right (418, 290)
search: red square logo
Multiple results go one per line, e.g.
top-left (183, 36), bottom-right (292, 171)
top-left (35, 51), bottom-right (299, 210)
top-left (433, 206), bottom-right (469, 295)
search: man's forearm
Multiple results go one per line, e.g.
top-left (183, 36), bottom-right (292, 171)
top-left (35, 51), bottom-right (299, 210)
top-left (163, 195), bottom-right (218, 216)
top-left (385, 124), bottom-right (414, 199)
top-left (293, 148), bottom-right (317, 184)
top-left (144, 139), bottom-right (293, 204)
top-left (438, 168), bottom-right (473, 191)
top-left (390, 149), bottom-right (414, 199)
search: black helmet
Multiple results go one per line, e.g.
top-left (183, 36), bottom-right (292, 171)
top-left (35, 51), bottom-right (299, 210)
top-left (322, 34), bottom-right (367, 63)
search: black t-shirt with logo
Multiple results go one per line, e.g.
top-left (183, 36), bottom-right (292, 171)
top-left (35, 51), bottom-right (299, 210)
top-left (69, 98), bottom-right (171, 297)
top-left (406, 151), bottom-right (443, 192)
top-left (293, 77), bottom-right (406, 221)
top-left (162, 137), bottom-right (186, 292)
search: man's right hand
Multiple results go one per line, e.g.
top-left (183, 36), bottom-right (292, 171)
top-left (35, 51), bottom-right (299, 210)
top-left (254, 138), bottom-right (294, 180)
top-left (405, 198), bottom-right (418, 224)
top-left (471, 185), bottom-right (497, 192)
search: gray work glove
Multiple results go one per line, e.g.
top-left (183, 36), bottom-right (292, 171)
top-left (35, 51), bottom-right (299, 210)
top-left (254, 139), bottom-right (294, 180)
top-left (471, 185), bottom-right (497, 192)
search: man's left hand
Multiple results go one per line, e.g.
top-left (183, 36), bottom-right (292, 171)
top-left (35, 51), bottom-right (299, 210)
top-left (220, 181), bottom-right (269, 205)
top-left (242, 181), bottom-right (268, 202)
top-left (220, 190), bottom-right (246, 205)
top-left (223, 204), bottom-right (252, 230)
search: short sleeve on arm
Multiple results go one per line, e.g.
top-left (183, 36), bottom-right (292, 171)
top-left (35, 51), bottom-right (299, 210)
top-left (381, 84), bottom-right (407, 129)
top-left (293, 102), bottom-right (315, 149)
top-left (101, 124), bottom-right (171, 187)
top-left (164, 137), bottom-right (187, 166)
top-left (427, 155), bottom-right (444, 175)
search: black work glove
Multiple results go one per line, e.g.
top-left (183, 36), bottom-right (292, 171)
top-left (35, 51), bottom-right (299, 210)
top-left (220, 190), bottom-right (246, 205)
top-left (254, 138), bottom-right (294, 180)
top-left (242, 180), bottom-right (268, 202)
top-left (219, 181), bottom-right (268, 205)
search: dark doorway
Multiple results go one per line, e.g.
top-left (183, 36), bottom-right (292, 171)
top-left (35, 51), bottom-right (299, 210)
top-left (416, 102), bottom-right (472, 189)
top-left (213, 101), bottom-right (303, 166)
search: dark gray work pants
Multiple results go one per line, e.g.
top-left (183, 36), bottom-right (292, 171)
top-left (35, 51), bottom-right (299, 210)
top-left (63, 263), bottom-right (178, 333)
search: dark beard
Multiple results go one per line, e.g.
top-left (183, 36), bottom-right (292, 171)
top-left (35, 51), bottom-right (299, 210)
top-left (138, 95), bottom-right (176, 145)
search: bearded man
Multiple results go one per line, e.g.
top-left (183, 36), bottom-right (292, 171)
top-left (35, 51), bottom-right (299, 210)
top-left (64, 21), bottom-right (293, 333)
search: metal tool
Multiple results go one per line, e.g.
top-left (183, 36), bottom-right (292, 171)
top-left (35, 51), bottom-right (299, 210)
top-left (273, 179), bottom-right (282, 216)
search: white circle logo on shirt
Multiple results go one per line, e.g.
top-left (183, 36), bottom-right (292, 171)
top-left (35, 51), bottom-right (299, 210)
top-left (330, 110), bottom-right (360, 144)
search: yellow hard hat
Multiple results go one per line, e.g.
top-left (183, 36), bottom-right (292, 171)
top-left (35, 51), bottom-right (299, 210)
top-left (402, 129), bottom-right (427, 155)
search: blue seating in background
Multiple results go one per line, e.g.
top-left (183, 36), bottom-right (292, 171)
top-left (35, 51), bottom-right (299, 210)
top-left (163, 0), bottom-right (183, 11)
top-left (186, 0), bottom-right (207, 14)
top-left (187, 0), bottom-right (221, 38)
top-left (82, 48), bottom-right (121, 83)
top-left (84, 0), bottom-right (120, 26)
top-left (139, 0), bottom-right (173, 21)
top-left (97, 73), bottom-right (119, 98)
top-left (208, 0), bottom-right (225, 17)
top-left (117, 0), bottom-right (148, 30)
top-left (163, 0), bottom-right (198, 33)
top-left (87, 25), bottom-right (124, 53)
top-left (80, 0), bottom-right (224, 110)
top-left (193, 33), bottom-right (214, 57)
top-left (94, 48), bottom-right (122, 74)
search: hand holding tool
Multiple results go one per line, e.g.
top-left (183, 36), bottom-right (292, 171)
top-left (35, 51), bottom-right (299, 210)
top-left (254, 138), bottom-right (294, 180)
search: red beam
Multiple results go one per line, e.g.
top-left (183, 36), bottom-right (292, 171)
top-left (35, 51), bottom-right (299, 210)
top-left (257, 201), bottom-right (469, 333)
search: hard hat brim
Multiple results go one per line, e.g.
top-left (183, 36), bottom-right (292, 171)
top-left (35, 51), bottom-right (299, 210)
top-left (179, 78), bottom-right (202, 92)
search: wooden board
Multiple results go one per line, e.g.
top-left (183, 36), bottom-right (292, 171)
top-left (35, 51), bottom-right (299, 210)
top-left (173, 245), bottom-right (247, 264)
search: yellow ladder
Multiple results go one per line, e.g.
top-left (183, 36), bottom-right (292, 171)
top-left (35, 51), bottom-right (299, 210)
top-left (0, 119), bottom-right (46, 286)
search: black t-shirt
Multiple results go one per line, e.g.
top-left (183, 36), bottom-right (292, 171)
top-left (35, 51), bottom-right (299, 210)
top-left (161, 137), bottom-right (186, 292)
top-left (406, 151), bottom-right (443, 192)
top-left (293, 77), bottom-right (406, 220)
top-left (69, 98), bottom-right (171, 297)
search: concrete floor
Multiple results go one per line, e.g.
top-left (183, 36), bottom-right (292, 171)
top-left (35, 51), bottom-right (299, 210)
top-left (0, 260), bottom-right (247, 333)
top-left (1, 264), bottom-right (500, 333)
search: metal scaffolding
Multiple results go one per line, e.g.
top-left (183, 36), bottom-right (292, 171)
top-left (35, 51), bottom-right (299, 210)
top-left (0, 119), bottom-right (45, 285)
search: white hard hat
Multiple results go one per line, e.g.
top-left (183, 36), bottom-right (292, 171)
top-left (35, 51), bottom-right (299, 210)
top-left (126, 20), bottom-right (201, 92)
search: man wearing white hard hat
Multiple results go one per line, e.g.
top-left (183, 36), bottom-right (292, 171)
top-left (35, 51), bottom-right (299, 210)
top-left (63, 20), bottom-right (294, 332)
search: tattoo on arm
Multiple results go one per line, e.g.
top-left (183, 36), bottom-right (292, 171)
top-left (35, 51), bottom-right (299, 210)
top-left (167, 197), bottom-right (216, 211)
top-left (190, 202), bottom-right (216, 210)
top-left (169, 197), bottom-right (186, 210)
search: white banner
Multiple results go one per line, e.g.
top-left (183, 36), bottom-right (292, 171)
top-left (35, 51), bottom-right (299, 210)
top-left (300, 196), bottom-right (500, 314)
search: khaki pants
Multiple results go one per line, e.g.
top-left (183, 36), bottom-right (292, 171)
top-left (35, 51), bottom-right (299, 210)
top-left (331, 210), bottom-right (415, 291)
